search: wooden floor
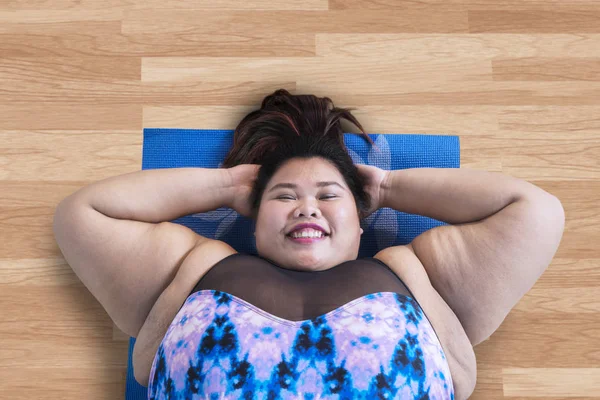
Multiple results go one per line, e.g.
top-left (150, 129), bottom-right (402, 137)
top-left (1, 0), bottom-right (599, 398)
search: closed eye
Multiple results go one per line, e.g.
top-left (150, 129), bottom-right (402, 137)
top-left (277, 195), bottom-right (337, 200)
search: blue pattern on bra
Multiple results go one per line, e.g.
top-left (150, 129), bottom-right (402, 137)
top-left (148, 290), bottom-right (454, 399)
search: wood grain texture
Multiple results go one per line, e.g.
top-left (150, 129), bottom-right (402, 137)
top-left (0, 0), bottom-right (598, 398)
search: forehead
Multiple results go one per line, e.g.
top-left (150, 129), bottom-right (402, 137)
top-left (268, 158), bottom-right (346, 187)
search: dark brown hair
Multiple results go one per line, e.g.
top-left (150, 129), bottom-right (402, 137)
top-left (222, 88), bottom-right (376, 220)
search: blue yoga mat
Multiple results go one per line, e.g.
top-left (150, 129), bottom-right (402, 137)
top-left (125, 128), bottom-right (460, 399)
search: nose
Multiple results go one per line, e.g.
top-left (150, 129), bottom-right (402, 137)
top-left (293, 199), bottom-right (322, 218)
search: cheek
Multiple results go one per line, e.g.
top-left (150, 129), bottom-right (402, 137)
top-left (332, 201), bottom-right (357, 219)
top-left (257, 204), bottom-right (286, 233)
top-left (326, 204), bottom-right (358, 231)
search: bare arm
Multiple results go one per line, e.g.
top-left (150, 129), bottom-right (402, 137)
top-left (380, 167), bottom-right (559, 224)
top-left (52, 167), bottom-right (238, 337)
top-left (379, 167), bottom-right (565, 347)
top-left (58, 167), bottom-right (236, 221)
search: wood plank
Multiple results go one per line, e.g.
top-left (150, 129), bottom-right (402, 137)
top-left (470, 365), bottom-right (505, 400)
top-left (296, 81), bottom-right (600, 106)
top-left (122, 9), bottom-right (468, 35)
top-left (0, 77), bottom-right (295, 105)
top-left (475, 312), bottom-right (600, 367)
top-left (503, 368), bottom-right (600, 397)
top-left (331, 0), bottom-right (600, 10)
top-left (469, 9), bottom-right (600, 33)
top-left (493, 58), bottom-right (600, 81)
top-left (536, 258), bottom-right (600, 289)
top-left (0, 33), bottom-right (315, 57)
top-left (0, 57), bottom-right (141, 81)
top-left (0, 19), bottom-right (120, 34)
top-left (317, 33), bottom-right (600, 58)
top-left (0, 130), bottom-right (142, 181)
top-left (141, 56), bottom-right (491, 82)
top-left (514, 287), bottom-right (600, 313)
top-left (0, 367), bottom-right (127, 400)
top-left (0, 105), bottom-right (141, 129)
top-left (0, 285), bottom-right (112, 335)
top-left (1, 0), bottom-right (327, 11)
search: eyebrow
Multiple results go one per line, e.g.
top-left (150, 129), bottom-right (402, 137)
top-left (267, 181), bottom-right (346, 193)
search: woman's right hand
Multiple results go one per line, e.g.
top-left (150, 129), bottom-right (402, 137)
top-left (227, 164), bottom-right (261, 218)
top-left (356, 163), bottom-right (391, 219)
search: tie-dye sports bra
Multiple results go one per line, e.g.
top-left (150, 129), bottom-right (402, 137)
top-left (148, 253), bottom-right (454, 399)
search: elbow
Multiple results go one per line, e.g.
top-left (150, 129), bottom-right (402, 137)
top-left (553, 195), bottom-right (566, 225)
top-left (52, 200), bottom-right (76, 243)
top-left (52, 198), bottom-right (94, 260)
top-left (52, 201), bottom-right (71, 247)
top-left (134, 368), bottom-right (150, 388)
top-left (132, 344), bottom-right (150, 387)
top-left (520, 194), bottom-right (566, 263)
top-left (544, 195), bottom-right (566, 239)
top-left (53, 196), bottom-right (91, 231)
top-left (521, 193), bottom-right (565, 232)
top-left (552, 196), bottom-right (566, 251)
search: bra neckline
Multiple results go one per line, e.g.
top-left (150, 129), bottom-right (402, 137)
top-left (187, 289), bottom-right (416, 327)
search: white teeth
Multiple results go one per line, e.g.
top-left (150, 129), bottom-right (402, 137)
top-left (290, 229), bottom-right (324, 239)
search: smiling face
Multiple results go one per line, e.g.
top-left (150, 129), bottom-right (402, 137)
top-left (254, 157), bottom-right (364, 272)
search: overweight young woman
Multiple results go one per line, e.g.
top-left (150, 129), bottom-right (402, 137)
top-left (53, 89), bottom-right (565, 400)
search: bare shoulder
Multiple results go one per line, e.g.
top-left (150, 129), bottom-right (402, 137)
top-left (374, 245), bottom-right (478, 400)
top-left (133, 239), bottom-right (237, 386)
top-left (173, 239), bottom-right (238, 290)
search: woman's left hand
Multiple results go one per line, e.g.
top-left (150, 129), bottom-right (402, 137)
top-left (356, 164), bottom-right (391, 219)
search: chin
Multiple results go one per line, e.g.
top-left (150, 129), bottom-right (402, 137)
top-left (290, 260), bottom-right (333, 272)
top-left (261, 251), bottom-right (332, 272)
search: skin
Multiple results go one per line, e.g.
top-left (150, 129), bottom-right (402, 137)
top-left (254, 157), bottom-right (364, 272)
